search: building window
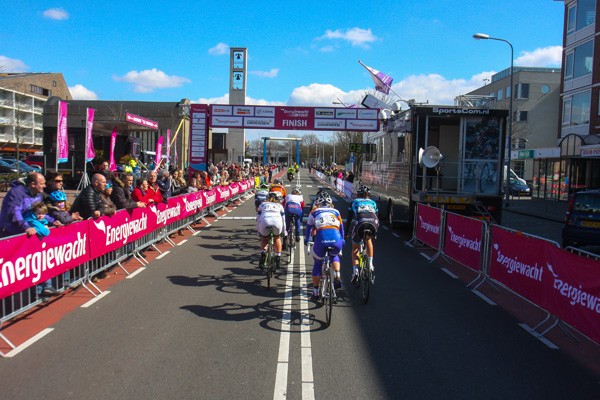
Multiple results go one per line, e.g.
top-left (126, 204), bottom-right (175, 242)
top-left (29, 85), bottom-right (51, 97)
top-left (514, 111), bottom-right (528, 122)
top-left (567, 4), bottom-right (577, 33)
top-left (505, 85), bottom-right (511, 98)
top-left (514, 83), bottom-right (529, 99)
top-left (572, 91), bottom-right (591, 125)
top-left (576, 0), bottom-right (596, 31)
top-left (562, 98), bottom-right (572, 126)
top-left (52, 81), bottom-right (57, 87)
top-left (497, 89), bottom-right (503, 100)
top-left (565, 40), bottom-right (593, 81)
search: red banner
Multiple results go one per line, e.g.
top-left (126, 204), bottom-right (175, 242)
top-left (0, 222), bottom-right (90, 299)
top-left (88, 207), bottom-right (154, 259)
top-left (415, 204), bottom-right (442, 249)
top-left (489, 226), bottom-right (600, 343)
top-left (443, 212), bottom-right (484, 272)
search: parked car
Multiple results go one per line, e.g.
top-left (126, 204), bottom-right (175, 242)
top-left (24, 154), bottom-right (44, 169)
top-left (509, 178), bottom-right (531, 196)
top-left (4, 160), bottom-right (40, 173)
top-left (562, 189), bottom-right (600, 248)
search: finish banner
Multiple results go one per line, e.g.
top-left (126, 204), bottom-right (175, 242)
top-left (0, 222), bottom-right (90, 299)
top-left (443, 212), bottom-right (484, 272)
top-left (209, 104), bottom-right (379, 132)
top-left (489, 226), bottom-right (600, 343)
top-left (415, 203), bottom-right (442, 250)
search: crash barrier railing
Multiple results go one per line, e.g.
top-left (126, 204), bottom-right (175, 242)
top-left (407, 202), bottom-right (600, 347)
top-left (0, 179), bottom-right (255, 355)
top-left (314, 171), bottom-right (355, 199)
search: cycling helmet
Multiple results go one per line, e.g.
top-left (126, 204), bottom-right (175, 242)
top-left (314, 194), bottom-right (333, 208)
top-left (292, 186), bottom-right (301, 195)
top-left (356, 185), bottom-right (371, 197)
top-left (267, 192), bottom-right (280, 202)
top-left (273, 178), bottom-right (283, 185)
top-left (49, 190), bottom-right (67, 202)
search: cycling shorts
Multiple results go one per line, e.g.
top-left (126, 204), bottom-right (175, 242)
top-left (257, 215), bottom-right (284, 237)
top-left (350, 211), bottom-right (379, 244)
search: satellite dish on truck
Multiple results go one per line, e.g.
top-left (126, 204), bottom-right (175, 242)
top-left (418, 146), bottom-right (443, 168)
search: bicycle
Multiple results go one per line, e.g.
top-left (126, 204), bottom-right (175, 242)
top-left (262, 228), bottom-right (276, 289)
top-left (354, 230), bottom-right (375, 304)
top-left (286, 215), bottom-right (297, 264)
top-left (307, 242), bottom-right (336, 326)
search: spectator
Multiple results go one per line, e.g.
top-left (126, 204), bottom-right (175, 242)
top-left (131, 178), bottom-right (155, 206)
top-left (47, 190), bottom-right (83, 224)
top-left (187, 177), bottom-right (199, 193)
top-left (171, 169), bottom-right (187, 196)
top-left (123, 172), bottom-right (135, 194)
top-left (0, 172), bottom-right (59, 238)
top-left (346, 171), bottom-right (355, 183)
top-left (70, 173), bottom-right (110, 219)
top-left (110, 173), bottom-right (146, 210)
top-left (156, 170), bottom-right (172, 199)
top-left (100, 182), bottom-right (117, 216)
top-left (146, 171), bottom-right (164, 203)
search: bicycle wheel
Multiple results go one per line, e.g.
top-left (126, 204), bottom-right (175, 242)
top-left (360, 253), bottom-right (370, 304)
top-left (267, 236), bottom-right (274, 289)
top-left (324, 262), bottom-right (333, 326)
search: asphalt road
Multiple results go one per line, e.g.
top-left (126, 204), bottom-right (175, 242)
top-left (0, 171), bottom-right (598, 399)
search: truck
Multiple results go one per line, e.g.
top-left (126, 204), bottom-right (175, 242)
top-left (360, 105), bottom-right (508, 227)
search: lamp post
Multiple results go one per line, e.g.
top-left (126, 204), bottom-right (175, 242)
top-left (473, 32), bottom-right (513, 207)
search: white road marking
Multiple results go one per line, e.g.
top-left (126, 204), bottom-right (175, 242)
top-left (81, 290), bottom-right (111, 308)
top-left (219, 216), bottom-right (257, 220)
top-left (392, 233), bottom-right (400, 238)
top-left (157, 251), bottom-right (170, 259)
top-left (441, 268), bottom-right (458, 279)
top-left (4, 328), bottom-right (54, 357)
top-left (273, 244), bottom-right (295, 399)
top-left (299, 237), bottom-right (315, 400)
top-left (177, 240), bottom-right (188, 246)
top-left (126, 268), bottom-right (145, 279)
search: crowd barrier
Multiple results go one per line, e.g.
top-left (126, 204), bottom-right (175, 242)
top-left (409, 202), bottom-right (600, 346)
top-left (314, 171), bottom-right (355, 199)
top-left (0, 179), bottom-right (255, 353)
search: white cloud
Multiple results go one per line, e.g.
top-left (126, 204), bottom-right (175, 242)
top-left (113, 68), bottom-right (191, 93)
top-left (288, 83), bottom-right (347, 106)
top-left (69, 84), bottom-right (98, 100)
top-left (249, 68), bottom-right (279, 78)
top-left (192, 93), bottom-right (284, 106)
top-left (208, 43), bottom-right (229, 56)
top-left (514, 46), bottom-right (562, 67)
top-left (319, 46), bottom-right (335, 53)
top-left (318, 27), bottom-right (378, 48)
top-left (43, 8), bottom-right (69, 20)
top-left (0, 56), bottom-right (28, 72)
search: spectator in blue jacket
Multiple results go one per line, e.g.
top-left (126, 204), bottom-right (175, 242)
top-left (0, 172), bottom-right (59, 238)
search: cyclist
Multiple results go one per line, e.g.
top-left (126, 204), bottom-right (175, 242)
top-left (284, 186), bottom-right (304, 242)
top-left (257, 192), bottom-right (286, 270)
top-left (344, 185), bottom-right (379, 285)
top-left (286, 165), bottom-right (296, 182)
top-left (269, 178), bottom-right (287, 200)
top-left (312, 188), bottom-right (329, 210)
top-left (254, 182), bottom-right (270, 210)
top-left (304, 194), bottom-right (344, 298)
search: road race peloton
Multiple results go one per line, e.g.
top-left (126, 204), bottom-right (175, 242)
top-left (304, 193), bottom-right (345, 299)
top-left (256, 192), bottom-right (286, 270)
top-left (269, 178), bottom-right (287, 200)
top-left (345, 185), bottom-right (379, 285)
top-left (284, 186), bottom-right (305, 242)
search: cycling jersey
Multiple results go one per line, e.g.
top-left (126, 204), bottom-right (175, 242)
top-left (347, 198), bottom-right (379, 244)
top-left (284, 194), bottom-right (304, 235)
top-left (256, 201), bottom-right (285, 237)
top-left (305, 206), bottom-right (344, 277)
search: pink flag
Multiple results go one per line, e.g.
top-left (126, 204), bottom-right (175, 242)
top-left (85, 108), bottom-right (95, 162)
top-left (359, 61), bottom-right (393, 95)
top-left (57, 101), bottom-right (69, 163)
top-left (109, 128), bottom-right (117, 171)
top-left (154, 136), bottom-right (164, 171)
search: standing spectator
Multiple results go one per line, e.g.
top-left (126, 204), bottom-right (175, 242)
top-left (0, 172), bottom-right (59, 238)
top-left (171, 169), bottom-right (187, 196)
top-left (70, 173), bottom-right (109, 219)
top-left (110, 173), bottom-right (145, 210)
top-left (146, 171), bottom-right (164, 203)
top-left (131, 178), bottom-right (155, 206)
top-left (156, 170), bottom-right (173, 199)
top-left (100, 182), bottom-right (117, 216)
top-left (47, 190), bottom-right (83, 224)
top-left (123, 172), bottom-right (135, 194)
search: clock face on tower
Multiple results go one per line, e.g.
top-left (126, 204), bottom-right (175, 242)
top-left (233, 71), bottom-right (244, 90)
top-left (233, 51), bottom-right (245, 69)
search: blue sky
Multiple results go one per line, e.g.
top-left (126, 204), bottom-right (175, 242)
top-left (1, 1), bottom-right (564, 141)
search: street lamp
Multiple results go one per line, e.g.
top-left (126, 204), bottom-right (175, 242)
top-left (473, 32), bottom-right (514, 207)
